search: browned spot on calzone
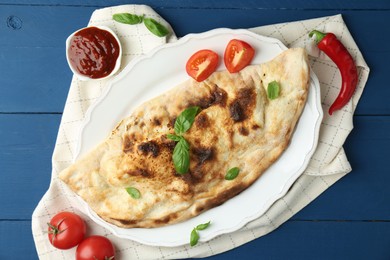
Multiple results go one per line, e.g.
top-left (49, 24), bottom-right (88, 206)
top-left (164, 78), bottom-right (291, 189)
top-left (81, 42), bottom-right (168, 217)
top-left (229, 101), bottom-right (244, 122)
top-left (126, 168), bottom-right (152, 178)
top-left (195, 113), bottom-right (210, 128)
top-left (239, 126), bottom-right (249, 136)
top-left (153, 212), bottom-right (178, 225)
top-left (188, 84), bottom-right (228, 109)
top-left (168, 117), bottom-right (176, 129)
top-left (252, 124), bottom-right (260, 130)
top-left (190, 147), bottom-right (215, 181)
top-left (160, 135), bottom-right (176, 152)
top-left (138, 141), bottom-right (160, 157)
top-left (194, 183), bottom-right (247, 215)
top-left (152, 117), bottom-right (162, 126)
top-left (180, 147), bottom-right (215, 183)
top-left (111, 218), bottom-right (137, 226)
top-left (195, 206), bottom-right (204, 214)
top-left (212, 85), bottom-right (227, 107)
top-left (206, 183), bottom-right (246, 209)
top-left (123, 134), bottom-right (135, 152)
top-left (192, 147), bottom-right (214, 165)
top-left (188, 96), bottom-right (213, 109)
top-left (229, 87), bottom-right (256, 122)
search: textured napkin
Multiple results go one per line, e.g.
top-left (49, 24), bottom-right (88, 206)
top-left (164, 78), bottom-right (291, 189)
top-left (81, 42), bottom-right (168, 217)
top-left (32, 5), bottom-right (369, 259)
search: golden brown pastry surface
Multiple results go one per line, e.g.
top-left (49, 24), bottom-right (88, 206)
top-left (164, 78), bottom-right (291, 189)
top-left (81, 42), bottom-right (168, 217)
top-left (59, 48), bottom-right (309, 228)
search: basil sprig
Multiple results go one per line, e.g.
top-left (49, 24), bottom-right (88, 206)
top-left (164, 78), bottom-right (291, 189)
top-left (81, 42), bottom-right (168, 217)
top-left (190, 221), bottom-right (211, 246)
top-left (167, 106), bottom-right (200, 174)
top-left (125, 187), bottom-right (141, 199)
top-left (267, 80), bottom-right (280, 100)
top-left (113, 13), bottom-right (169, 37)
top-left (225, 167), bottom-right (240, 180)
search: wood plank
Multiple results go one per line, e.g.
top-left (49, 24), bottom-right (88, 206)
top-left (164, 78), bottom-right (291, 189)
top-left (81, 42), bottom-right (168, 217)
top-left (211, 221), bottom-right (390, 260)
top-left (0, 114), bottom-right (60, 219)
top-left (0, 0), bottom-right (389, 9)
top-left (0, 6), bottom-right (389, 113)
top-left (0, 47), bottom-right (71, 112)
top-left (1, 115), bottom-right (389, 220)
top-left (0, 5), bottom-right (92, 47)
top-left (293, 115), bottom-right (390, 220)
top-left (1, 6), bottom-right (388, 49)
top-left (354, 52), bottom-right (390, 115)
top-left (0, 221), bottom-right (37, 259)
top-left (1, 220), bottom-right (389, 259)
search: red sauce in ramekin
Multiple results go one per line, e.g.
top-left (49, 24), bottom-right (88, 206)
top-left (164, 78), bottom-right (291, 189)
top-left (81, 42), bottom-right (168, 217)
top-left (68, 27), bottom-right (120, 79)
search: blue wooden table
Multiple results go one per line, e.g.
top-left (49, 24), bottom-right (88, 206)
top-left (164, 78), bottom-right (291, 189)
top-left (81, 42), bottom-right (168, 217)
top-left (1, 1), bottom-right (389, 259)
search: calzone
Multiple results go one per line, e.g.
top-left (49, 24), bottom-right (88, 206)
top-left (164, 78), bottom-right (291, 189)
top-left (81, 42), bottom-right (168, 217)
top-left (59, 48), bottom-right (310, 228)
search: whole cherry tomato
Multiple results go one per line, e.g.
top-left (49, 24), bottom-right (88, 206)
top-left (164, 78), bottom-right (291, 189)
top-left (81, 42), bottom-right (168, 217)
top-left (224, 39), bottom-right (255, 73)
top-left (76, 235), bottom-right (116, 260)
top-left (47, 211), bottom-right (86, 249)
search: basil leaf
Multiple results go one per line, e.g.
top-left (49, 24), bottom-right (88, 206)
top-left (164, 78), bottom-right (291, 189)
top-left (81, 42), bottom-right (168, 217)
top-left (167, 133), bottom-right (181, 142)
top-left (267, 80), bottom-right (280, 100)
top-left (225, 167), bottom-right (240, 180)
top-left (113, 13), bottom-right (143, 25)
top-left (174, 106), bottom-right (200, 135)
top-left (169, 107), bottom-right (200, 175)
top-left (190, 228), bottom-right (199, 247)
top-left (125, 187), bottom-right (141, 199)
top-left (143, 17), bottom-right (170, 37)
top-left (190, 221), bottom-right (210, 246)
top-left (196, 221), bottom-right (211, 231)
top-left (172, 137), bottom-right (190, 174)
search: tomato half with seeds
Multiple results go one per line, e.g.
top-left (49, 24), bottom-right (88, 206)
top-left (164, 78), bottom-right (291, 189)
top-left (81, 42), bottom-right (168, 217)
top-left (224, 39), bottom-right (255, 73)
top-left (47, 211), bottom-right (86, 249)
top-left (186, 49), bottom-right (219, 82)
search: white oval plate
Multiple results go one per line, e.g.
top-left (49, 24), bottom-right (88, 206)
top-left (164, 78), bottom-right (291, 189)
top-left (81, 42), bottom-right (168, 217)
top-left (74, 28), bottom-right (323, 247)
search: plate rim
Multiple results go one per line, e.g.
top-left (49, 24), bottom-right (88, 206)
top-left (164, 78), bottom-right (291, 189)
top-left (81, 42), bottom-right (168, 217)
top-left (73, 27), bottom-right (323, 247)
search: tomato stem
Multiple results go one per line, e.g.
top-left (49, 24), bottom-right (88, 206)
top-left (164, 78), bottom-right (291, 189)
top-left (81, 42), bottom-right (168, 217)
top-left (47, 218), bottom-right (67, 245)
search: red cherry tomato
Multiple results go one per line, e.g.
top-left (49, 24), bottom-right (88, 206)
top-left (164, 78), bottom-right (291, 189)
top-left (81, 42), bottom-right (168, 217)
top-left (47, 211), bottom-right (86, 249)
top-left (76, 235), bottom-right (116, 260)
top-left (186, 49), bottom-right (219, 82)
top-left (224, 39), bottom-right (255, 73)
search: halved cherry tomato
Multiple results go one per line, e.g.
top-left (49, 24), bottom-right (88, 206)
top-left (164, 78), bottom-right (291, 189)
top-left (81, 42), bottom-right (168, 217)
top-left (186, 49), bottom-right (219, 82)
top-left (47, 211), bottom-right (86, 249)
top-left (76, 235), bottom-right (115, 260)
top-left (224, 39), bottom-right (255, 73)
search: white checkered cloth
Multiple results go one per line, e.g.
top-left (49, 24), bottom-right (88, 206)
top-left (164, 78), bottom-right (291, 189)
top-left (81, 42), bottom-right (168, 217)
top-left (32, 5), bottom-right (369, 259)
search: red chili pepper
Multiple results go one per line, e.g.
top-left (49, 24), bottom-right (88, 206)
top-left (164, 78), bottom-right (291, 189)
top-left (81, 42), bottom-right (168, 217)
top-left (309, 30), bottom-right (358, 115)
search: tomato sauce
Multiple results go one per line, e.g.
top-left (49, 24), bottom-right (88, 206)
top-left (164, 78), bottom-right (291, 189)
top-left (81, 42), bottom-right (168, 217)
top-left (68, 27), bottom-right (120, 79)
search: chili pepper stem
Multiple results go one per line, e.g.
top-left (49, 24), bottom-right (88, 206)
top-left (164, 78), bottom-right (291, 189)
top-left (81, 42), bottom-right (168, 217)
top-left (309, 30), bottom-right (327, 44)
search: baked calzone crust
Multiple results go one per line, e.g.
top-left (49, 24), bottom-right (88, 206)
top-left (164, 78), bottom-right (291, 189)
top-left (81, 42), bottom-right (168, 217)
top-left (59, 48), bottom-right (309, 228)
